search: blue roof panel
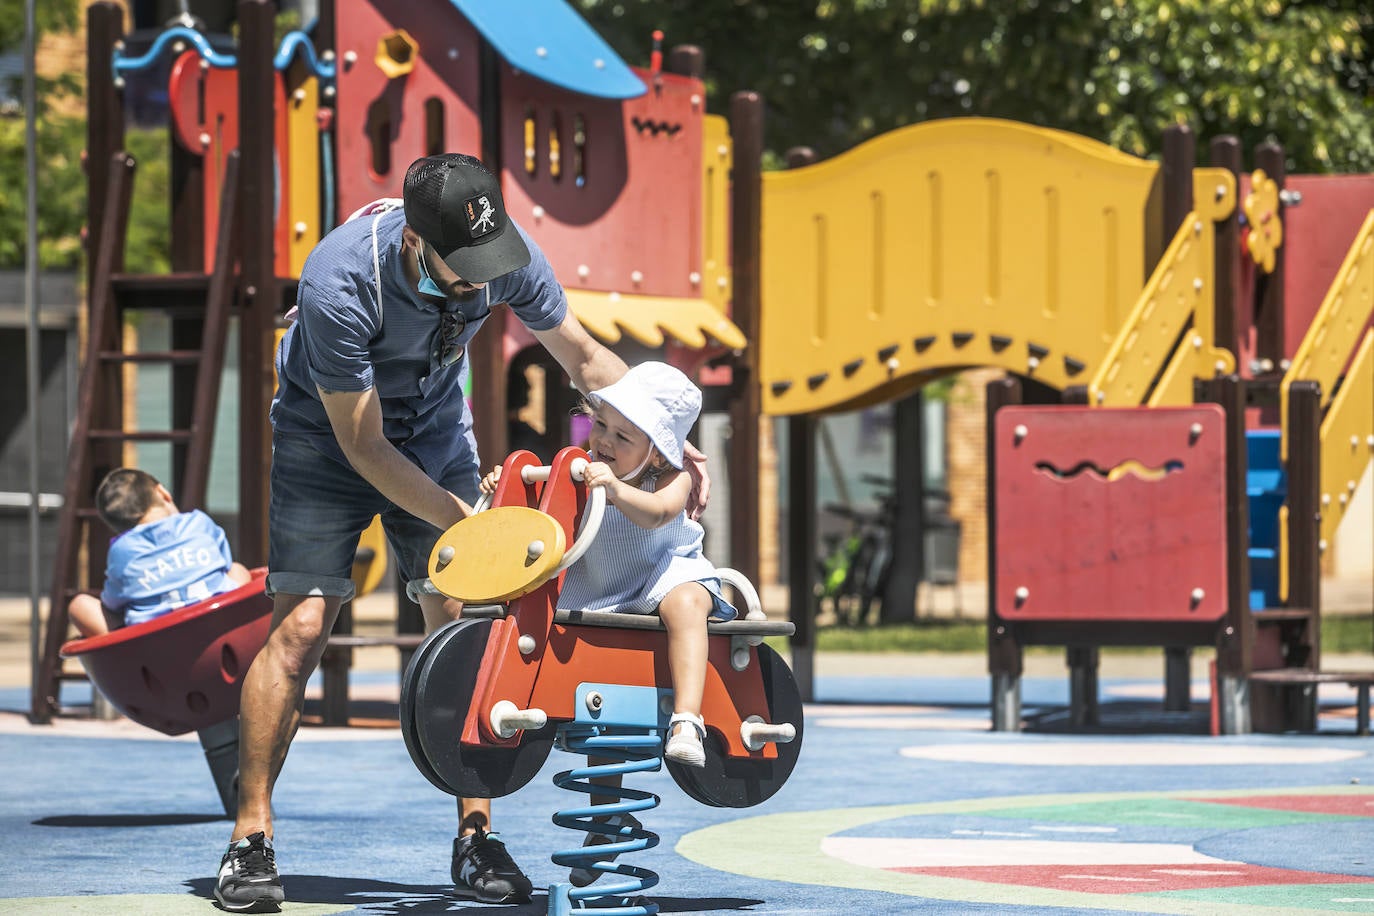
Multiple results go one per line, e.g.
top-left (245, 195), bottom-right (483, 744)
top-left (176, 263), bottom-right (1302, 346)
top-left (451, 0), bottom-right (646, 99)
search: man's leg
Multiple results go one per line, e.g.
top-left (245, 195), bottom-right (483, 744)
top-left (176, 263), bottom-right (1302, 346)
top-left (217, 433), bottom-right (376, 912)
top-left (413, 587), bottom-right (530, 903)
top-left (233, 591), bottom-right (345, 841)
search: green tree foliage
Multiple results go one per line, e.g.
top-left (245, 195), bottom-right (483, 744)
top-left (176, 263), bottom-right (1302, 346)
top-left (0, 0), bottom-right (169, 272)
top-left (574, 0), bottom-right (1373, 173)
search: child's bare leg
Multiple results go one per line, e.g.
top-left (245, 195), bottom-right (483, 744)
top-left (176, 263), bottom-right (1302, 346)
top-left (658, 583), bottom-right (711, 722)
top-left (68, 594), bottom-right (110, 638)
top-left (227, 563), bottom-right (253, 586)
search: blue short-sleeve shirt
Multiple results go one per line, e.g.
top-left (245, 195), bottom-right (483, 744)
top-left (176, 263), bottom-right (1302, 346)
top-left (100, 509), bottom-right (238, 625)
top-left (271, 208), bottom-right (567, 475)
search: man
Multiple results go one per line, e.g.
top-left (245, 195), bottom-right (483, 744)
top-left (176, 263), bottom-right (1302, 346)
top-left (214, 154), bottom-right (632, 911)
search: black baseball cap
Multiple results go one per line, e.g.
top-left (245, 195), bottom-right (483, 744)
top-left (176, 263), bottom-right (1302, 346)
top-left (402, 153), bottom-right (531, 283)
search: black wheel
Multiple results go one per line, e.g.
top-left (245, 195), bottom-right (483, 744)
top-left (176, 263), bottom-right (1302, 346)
top-left (666, 644), bottom-right (804, 808)
top-left (400, 619), bottom-right (461, 794)
top-left (403, 618), bottom-right (555, 798)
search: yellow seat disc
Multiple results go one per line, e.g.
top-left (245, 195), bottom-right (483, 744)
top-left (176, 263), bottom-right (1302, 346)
top-left (428, 506), bottom-right (567, 604)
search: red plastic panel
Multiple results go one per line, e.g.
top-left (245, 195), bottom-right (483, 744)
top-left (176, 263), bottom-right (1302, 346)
top-left (499, 66), bottom-right (703, 300)
top-left (994, 406), bottom-right (1227, 622)
top-left (167, 51), bottom-right (291, 276)
top-left (60, 570), bottom-right (273, 736)
top-left (1281, 174), bottom-right (1374, 362)
top-left (332, 0), bottom-right (483, 221)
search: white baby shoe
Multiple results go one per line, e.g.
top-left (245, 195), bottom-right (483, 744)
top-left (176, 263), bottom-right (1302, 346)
top-left (664, 711), bottom-right (706, 768)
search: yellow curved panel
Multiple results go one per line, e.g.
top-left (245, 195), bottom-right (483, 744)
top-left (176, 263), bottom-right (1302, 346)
top-left (1317, 329), bottom-right (1373, 547)
top-left (701, 114), bottom-right (732, 312)
top-left (758, 117), bottom-right (1162, 416)
top-left (1282, 211), bottom-right (1374, 459)
top-left (567, 289), bottom-right (747, 351)
top-left (285, 64), bottom-right (321, 277)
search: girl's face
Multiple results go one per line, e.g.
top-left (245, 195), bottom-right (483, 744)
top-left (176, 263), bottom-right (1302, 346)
top-left (588, 403), bottom-right (655, 479)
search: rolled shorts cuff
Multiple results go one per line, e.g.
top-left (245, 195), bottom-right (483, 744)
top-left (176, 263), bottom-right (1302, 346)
top-left (406, 577), bottom-right (443, 603)
top-left (266, 571), bottom-right (357, 602)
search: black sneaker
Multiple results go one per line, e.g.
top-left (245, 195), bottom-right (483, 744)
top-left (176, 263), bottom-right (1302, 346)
top-left (451, 828), bottom-right (534, 903)
top-left (569, 812), bottom-right (643, 887)
top-left (214, 831), bottom-right (283, 913)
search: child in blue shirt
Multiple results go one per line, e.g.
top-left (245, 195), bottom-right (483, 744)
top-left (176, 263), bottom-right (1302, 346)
top-left (67, 468), bottom-right (252, 637)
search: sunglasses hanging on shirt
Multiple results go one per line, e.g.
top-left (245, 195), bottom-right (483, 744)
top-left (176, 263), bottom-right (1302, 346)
top-left (431, 309), bottom-right (467, 371)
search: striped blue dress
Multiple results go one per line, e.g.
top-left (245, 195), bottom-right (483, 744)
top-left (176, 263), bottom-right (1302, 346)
top-left (557, 479), bottom-right (736, 620)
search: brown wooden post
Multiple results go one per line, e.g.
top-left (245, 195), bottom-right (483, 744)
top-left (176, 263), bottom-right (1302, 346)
top-left (1201, 374), bottom-right (1253, 734)
top-left (1210, 136), bottom-right (1242, 362)
top-left (1162, 124), bottom-right (1195, 242)
top-left (786, 414), bottom-right (817, 701)
top-left (987, 376), bottom-right (1023, 730)
top-left (883, 389), bottom-right (923, 624)
top-left (727, 91), bottom-right (763, 590)
top-left (666, 45), bottom-right (703, 79)
top-left (86, 2), bottom-right (125, 294)
top-left (236, 0), bottom-right (278, 568)
top-left (469, 33), bottom-right (507, 468)
top-left (1284, 380), bottom-right (1322, 730)
top-left (1253, 142), bottom-right (1287, 367)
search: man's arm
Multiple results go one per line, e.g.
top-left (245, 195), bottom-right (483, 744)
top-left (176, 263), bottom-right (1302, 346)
top-left (530, 310), bottom-right (628, 396)
top-left (318, 385), bottom-right (472, 531)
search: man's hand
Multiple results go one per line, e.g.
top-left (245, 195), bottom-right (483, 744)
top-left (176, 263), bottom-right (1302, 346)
top-left (683, 441), bottom-right (710, 521)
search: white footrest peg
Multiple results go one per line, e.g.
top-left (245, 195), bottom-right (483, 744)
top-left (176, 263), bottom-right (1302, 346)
top-left (740, 715), bottom-right (797, 752)
top-left (490, 700), bottom-right (548, 739)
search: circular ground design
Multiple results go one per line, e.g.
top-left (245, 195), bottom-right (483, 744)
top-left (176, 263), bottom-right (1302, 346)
top-left (677, 786), bottom-right (1374, 914)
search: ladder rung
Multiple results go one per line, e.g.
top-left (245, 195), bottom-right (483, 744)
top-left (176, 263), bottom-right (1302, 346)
top-left (88, 430), bottom-right (193, 443)
top-left (98, 349), bottom-right (203, 364)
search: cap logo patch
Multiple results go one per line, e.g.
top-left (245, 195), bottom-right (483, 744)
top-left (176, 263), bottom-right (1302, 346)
top-left (465, 195), bottom-right (497, 237)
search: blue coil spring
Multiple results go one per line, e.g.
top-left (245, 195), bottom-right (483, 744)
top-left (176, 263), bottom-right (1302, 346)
top-left (550, 725), bottom-right (662, 915)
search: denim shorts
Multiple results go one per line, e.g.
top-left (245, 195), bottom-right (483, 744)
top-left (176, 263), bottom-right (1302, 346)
top-left (266, 433), bottom-right (480, 600)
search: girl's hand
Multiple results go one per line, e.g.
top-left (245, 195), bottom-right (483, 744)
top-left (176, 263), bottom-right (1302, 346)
top-left (581, 461), bottom-right (622, 502)
top-left (479, 465), bottom-right (501, 495)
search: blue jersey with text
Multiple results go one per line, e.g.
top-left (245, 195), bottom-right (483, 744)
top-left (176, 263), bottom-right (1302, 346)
top-left (100, 510), bottom-right (237, 625)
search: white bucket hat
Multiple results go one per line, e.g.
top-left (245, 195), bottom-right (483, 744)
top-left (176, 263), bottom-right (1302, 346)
top-left (588, 362), bottom-right (701, 469)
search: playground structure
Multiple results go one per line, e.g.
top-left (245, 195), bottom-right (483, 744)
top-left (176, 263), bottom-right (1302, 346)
top-left (402, 447), bottom-right (800, 913)
top-left (757, 119), bottom-right (1373, 733)
top-left (26, 0), bottom-right (1372, 742)
top-left (34, 0), bottom-right (751, 726)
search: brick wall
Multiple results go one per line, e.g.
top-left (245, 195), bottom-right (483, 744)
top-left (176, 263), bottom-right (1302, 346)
top-left (945, 368), bottom-right (1003, 601)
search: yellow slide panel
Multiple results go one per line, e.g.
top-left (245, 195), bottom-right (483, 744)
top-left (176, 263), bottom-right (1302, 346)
top-left (700, 114), bottom-right (732, 313)
top-left (759, 118), bottom-right (1161, 416)
top-left (1317, 329), bottom-right (1373, 548)
top-left (1282, 211), bottom-right (1374, 460)
top-left (285, 63), bottom-right (322, 277)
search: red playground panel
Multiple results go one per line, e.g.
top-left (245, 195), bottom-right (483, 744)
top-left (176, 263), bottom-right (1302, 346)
top-left (60, 569), bottom-right (274, 736)
top-left (994, 406), bottom-right (1227, 622)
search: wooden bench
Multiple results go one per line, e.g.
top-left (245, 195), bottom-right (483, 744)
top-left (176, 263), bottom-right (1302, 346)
top-left (1249, 669), bottom-right (1374, 735)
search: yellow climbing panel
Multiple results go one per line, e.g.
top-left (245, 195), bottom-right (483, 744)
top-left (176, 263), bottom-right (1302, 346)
top-left (1089, 168), bottom-right (1237, 407)
top-left (1282, 211), bottom-right (1374, 459)
top-left (758, 118), bottom-right (1165, 416)
top-left (1317, 329), bottom-right (1373, 549)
